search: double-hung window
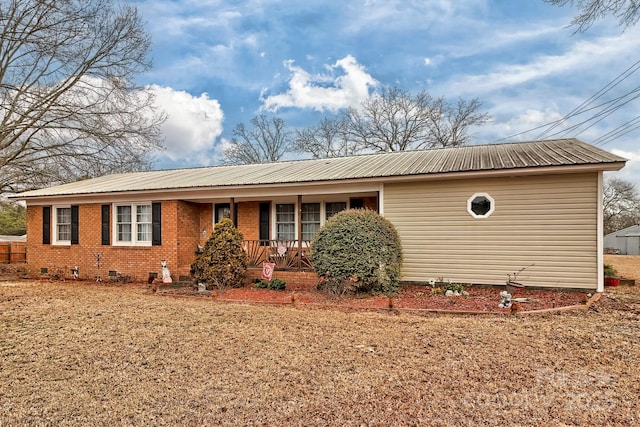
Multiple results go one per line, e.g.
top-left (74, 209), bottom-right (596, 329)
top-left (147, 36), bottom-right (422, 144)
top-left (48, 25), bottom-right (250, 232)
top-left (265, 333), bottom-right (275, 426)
top-left (301, 203), bottom-right (320, 241)
top-left (114, 203), bottom-right (153, 245)
top-left (325, 202), bottom-right (347, 220)
top-left (54, 207), bottom-right (72, 244)
top-left (275, 204), bottom-right (295, 241)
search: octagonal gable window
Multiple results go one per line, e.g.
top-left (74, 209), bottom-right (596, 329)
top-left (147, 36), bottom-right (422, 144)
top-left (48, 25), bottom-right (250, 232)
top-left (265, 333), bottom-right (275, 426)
top-left (467, 193), bottom-right (495, 219)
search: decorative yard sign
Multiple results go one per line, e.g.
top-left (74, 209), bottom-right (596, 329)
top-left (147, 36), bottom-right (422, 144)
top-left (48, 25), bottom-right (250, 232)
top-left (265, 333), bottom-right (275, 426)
top-left (262, 262), bottom-right (275, 281)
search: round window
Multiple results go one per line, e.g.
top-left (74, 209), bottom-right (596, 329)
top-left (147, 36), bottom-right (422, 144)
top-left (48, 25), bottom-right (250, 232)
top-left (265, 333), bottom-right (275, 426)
top-left (467, 193), bottom-right (495, 218)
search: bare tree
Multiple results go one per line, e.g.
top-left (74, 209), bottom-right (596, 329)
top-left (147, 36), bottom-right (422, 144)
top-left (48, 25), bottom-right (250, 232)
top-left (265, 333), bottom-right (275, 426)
top-left (545, 0), bottom-right (640, 32)
top-left (293, 117), bottom-right (356, 159)
top-left (223, 115), bottom-right (291, 164)
top-left (427, 98), bottom-right (491, 148)
top-left (603, 177), bottom-right (640, 234)
top-left (340, 87), bottom-right (490, 153)
top-left (0, 0), bottom-right (164, 192)
top-left (343, 87), bottom-right (435, 152)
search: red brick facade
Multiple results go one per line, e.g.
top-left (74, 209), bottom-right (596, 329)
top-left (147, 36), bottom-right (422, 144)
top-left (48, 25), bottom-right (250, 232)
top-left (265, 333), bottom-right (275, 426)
top-left (26, 198), bottom-right (377, 284)
top-left (27, 201), bottom-right (185, 281)
top-left (237, 201), bottom-right (261, 240)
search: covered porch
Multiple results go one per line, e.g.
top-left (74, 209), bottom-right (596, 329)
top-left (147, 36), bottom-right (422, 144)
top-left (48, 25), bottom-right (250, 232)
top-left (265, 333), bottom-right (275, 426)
top-left (190, 190), bottom-right (379, 273)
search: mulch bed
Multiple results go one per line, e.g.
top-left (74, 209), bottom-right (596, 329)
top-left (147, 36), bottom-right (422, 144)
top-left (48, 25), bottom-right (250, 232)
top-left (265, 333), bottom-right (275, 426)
top-left (158, 283), bottom-right (591, 314)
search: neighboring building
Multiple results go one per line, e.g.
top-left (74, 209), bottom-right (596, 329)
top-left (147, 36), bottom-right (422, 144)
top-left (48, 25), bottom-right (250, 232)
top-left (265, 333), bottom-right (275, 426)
top-left (12, 139), bottom-right (625, 291)
top-left (604, 225), bottom-right (640, 255)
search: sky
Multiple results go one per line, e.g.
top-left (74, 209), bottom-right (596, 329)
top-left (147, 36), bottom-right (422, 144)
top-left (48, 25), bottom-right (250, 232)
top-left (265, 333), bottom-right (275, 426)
top-left (128, 0), bottom-right (640, 185)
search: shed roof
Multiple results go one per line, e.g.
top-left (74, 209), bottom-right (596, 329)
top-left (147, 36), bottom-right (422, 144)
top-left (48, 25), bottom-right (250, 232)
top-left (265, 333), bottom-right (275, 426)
top-left (15, 139), bottom-right (626, 199)
top-left (607, 224), bottom-right (640, 238)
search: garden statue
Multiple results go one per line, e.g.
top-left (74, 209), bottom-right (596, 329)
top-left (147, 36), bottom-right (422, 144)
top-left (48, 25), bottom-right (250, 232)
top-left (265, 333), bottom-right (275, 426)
top-left (498, 290), bottom-right (512, 308)
top-left (161, 260), bottom-right (172, 284)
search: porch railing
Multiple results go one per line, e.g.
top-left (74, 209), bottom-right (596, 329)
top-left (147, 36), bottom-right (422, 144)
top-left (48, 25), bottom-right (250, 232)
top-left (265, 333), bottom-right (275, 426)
top-left (244, 240), bottom-right (314, 272)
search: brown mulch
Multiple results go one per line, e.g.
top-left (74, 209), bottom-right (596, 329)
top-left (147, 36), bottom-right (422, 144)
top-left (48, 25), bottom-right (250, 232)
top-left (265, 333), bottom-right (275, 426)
top-left (160, 284), bottom-right (591, 314)
top-left (1, 280), bottom-right (639, 426)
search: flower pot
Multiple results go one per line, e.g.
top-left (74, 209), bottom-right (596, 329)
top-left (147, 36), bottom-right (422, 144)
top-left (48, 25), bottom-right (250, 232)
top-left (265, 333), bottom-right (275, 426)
top-left (604, 277), bottom-right (620, 287)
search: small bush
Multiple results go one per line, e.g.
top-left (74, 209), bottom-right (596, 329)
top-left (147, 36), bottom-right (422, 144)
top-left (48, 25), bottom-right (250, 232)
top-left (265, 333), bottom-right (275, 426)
top-left (604, 264), bottom-right (618, 277)
top-left (254, 278), bottom-right (286, 290)
top-left (443, 282), bottom-right (464, 293)
top-left (310, 209), bottom-right (402, 295)
top-left (190, 218), bottom-right (248, 289)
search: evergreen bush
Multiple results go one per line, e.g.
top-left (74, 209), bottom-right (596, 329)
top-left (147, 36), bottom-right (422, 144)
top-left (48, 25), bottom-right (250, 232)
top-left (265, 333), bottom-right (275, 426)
top-left (190, 218), bottom-right (248, 289)
top-left (310, 209), bottom-right (402, 295)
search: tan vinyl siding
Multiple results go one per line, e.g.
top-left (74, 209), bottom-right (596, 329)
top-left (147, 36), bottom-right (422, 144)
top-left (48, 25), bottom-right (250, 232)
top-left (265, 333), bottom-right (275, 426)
top-left (384, 172), bottom-right (599, 289)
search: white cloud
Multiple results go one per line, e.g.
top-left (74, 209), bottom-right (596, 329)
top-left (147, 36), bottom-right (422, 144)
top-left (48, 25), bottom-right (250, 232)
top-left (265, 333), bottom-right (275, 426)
top-left (483, 108), bottom-right (565, 141)
top-left (260, 55), bottom-right (378, 112)
top-left (149, 85), bottom-right (224, 162)
top-left (609, 149), bottom-right (640, 187)
top-left (449, 30), bottom-right (640, 97)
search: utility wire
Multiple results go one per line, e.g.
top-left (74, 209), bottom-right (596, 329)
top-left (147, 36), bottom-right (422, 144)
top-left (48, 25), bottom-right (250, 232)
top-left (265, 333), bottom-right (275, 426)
top-left (491, 58), bottom-right (640, 145)
top-left (535, 57), bottom-right (640, 140)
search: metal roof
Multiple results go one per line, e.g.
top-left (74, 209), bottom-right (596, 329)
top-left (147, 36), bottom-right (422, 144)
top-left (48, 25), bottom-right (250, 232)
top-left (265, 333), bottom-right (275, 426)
top-left (14, 139), bottom-right (627, 199)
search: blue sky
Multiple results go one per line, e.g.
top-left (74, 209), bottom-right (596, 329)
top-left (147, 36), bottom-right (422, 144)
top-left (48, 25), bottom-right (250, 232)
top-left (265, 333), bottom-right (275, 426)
top-left (129, 0), bottom-right (640, 185)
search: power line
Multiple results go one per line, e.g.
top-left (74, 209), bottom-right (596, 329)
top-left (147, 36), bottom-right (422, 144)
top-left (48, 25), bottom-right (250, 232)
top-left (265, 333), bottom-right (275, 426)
top-left (535, 57), bottom-right (640, 140)
top-left (491, 57), bottom-right (640, 145)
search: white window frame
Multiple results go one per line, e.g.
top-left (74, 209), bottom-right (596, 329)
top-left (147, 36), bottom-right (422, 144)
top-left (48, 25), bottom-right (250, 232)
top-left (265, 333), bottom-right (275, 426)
top-left (467, 193), bottom-right (495, 219)
top-left (301, 202), bottom-right (321, 241)
top-left (112, 202), bottom-right (153, 246)
top-left (271, 199), bottom-right (349, 242)
top-left (275, 203), bottom-right (296, 241)
top-left (52, 205), bottom-right (72, 246)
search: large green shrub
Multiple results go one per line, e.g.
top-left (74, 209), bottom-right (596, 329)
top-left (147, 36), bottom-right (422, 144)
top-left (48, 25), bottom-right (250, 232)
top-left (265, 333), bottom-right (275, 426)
top-left (190, 218), bottom-right (248, 289)
top-left (310, 209), bottom-right (402, 295)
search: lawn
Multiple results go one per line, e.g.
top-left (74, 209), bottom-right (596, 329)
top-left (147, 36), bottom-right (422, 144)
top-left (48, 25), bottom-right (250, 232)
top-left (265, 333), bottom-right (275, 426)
top-left (1, 280), bottom-right (638, 426)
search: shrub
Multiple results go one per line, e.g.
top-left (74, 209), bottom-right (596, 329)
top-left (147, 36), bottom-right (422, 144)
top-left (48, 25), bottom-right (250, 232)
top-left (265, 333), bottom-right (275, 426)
top-left (310, 209), bottom-right (402, 295)
top-left (604, 264), bottom-right (618, 277)
top-left (190, 218), bottom-right (248, 289)
top-left (443, 282), bottom-right (464, 293)
top-left (254, 278), bottom-right (286, 290)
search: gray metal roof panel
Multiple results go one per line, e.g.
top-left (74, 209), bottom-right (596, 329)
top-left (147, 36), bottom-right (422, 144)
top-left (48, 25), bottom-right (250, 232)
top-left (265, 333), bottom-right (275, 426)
top-left (14, 139), bottom-right (627, 198)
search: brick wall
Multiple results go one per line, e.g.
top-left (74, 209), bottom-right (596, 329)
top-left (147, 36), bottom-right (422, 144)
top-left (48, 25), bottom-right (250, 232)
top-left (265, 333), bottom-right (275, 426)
top-left (237, 201), bottom-right (260, 240)
top-left (363, 196), bottom-right (378, 211)
top-left (26, 201), bottom-right (194, 282)
top-left (177, 201), bottom-right (201, 270)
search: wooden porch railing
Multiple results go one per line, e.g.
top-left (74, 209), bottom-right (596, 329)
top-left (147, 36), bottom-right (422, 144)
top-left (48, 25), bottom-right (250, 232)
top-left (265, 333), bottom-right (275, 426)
top-left (244, 240), bottom-right (314, 271)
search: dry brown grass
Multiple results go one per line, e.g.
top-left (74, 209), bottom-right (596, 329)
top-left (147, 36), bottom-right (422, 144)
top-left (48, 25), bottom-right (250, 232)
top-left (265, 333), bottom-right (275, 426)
top-left (605, 254), bottom-right (640, 282)
top-left (1, 281), bottom-right (639, 426)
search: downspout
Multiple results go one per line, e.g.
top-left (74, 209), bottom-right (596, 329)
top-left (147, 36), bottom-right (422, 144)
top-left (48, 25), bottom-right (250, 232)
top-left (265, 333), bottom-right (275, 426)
top-left (597, 172), bottom-right (604, 293)
top-left (378, 183), bottom-right (384, 216)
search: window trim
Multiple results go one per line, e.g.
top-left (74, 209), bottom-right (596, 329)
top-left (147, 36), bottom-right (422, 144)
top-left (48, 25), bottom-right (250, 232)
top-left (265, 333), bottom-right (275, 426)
top-left (271, 199), bottom-right (349, 242)
top-left (52, 205), bottom-right (72, 246)
top-left (467, 193), bottom-right (495, 219)
top-left (112, 202), bottom-right (153, 246)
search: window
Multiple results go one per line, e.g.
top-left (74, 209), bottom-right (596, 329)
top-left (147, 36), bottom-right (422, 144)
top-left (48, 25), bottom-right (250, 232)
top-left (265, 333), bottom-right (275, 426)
top-left (114, 203), bottom-right (153, 245)
top-left (215, 203), bottom-right (231, 223)
top-left (467, 193), bottom-right (495, 218)
top-left (326, 202), bottom-right (347, 220)
top-left (301, 203), bottom-right (320, 241)
top-left (136, 205), bottom-right (152, 242)
top-left (55, 207), bottom-right (71, 243)
top-left (275, 204), bottom-right (295, 240)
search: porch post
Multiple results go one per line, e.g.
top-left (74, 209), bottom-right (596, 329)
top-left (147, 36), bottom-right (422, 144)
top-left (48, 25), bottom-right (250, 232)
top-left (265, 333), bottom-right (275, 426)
top-left (230, 197), bottom-right (236, 227)
top-left (297, 194), bottom-right (303, 270)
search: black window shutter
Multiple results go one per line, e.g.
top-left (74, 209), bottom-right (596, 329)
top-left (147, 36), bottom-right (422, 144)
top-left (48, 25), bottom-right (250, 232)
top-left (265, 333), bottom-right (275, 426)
top-left (101, 205), bottom-right (110, 245)
top-left (71, 205), bottom-right (79, 244)
top-left (259, 202), bottom-right (270, 243)
top-left (42, 206), bottom-right (51, 245)
top-left (152, 202), bottom-right (161, 246)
